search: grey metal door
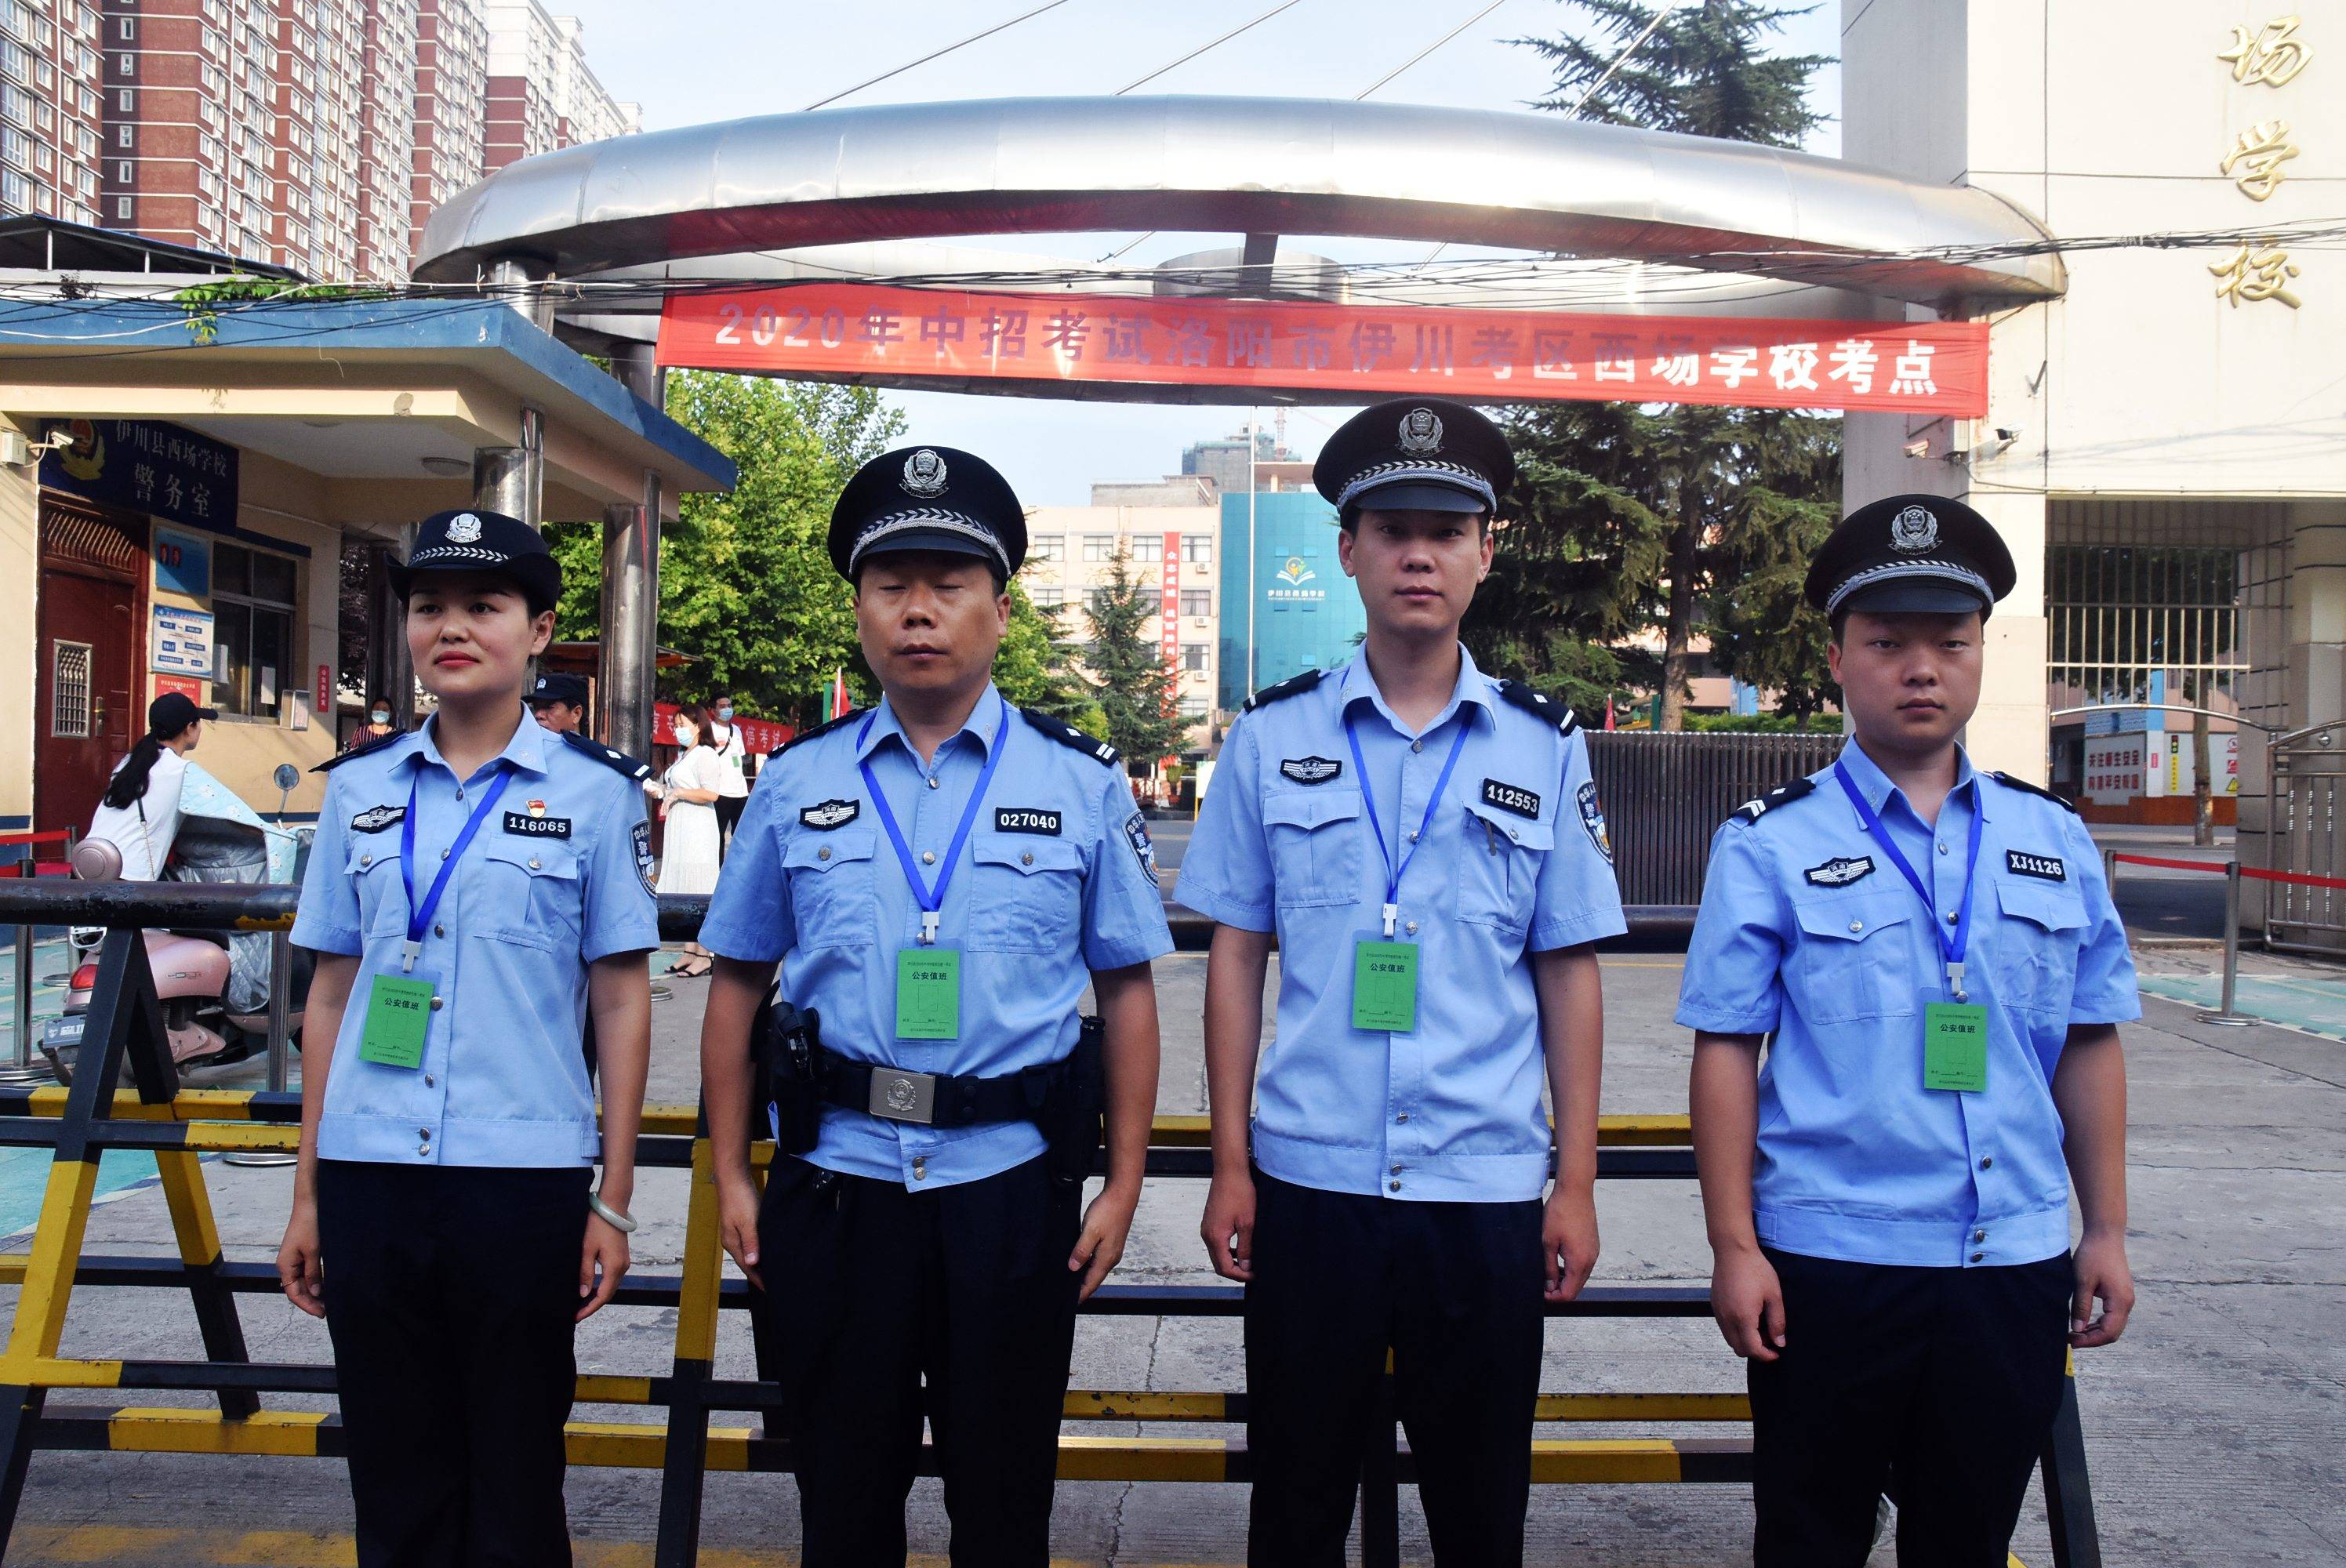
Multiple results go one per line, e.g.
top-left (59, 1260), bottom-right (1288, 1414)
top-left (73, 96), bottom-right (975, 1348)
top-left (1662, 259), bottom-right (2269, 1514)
top-left (1587, 731), bottom-right (1843, 911)
top-left (2264, 721), bottom-right (2343, 957)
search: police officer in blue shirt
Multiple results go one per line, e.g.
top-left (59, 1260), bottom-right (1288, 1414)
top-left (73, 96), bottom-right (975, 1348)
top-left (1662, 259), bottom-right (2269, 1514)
top-left (1679, 495), bottom-right (2140, 1568)
top-left (277, 509), bottom-right (659, 1566)
top-left (1179, 399), bottom-right (1625, 1566)
top-left (695, 446), bottom-right (1172, 1566)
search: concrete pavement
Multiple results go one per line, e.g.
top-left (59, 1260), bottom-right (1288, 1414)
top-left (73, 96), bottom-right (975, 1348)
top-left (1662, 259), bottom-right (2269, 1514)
top-left (0, 942), bottom-right (2341, 1565)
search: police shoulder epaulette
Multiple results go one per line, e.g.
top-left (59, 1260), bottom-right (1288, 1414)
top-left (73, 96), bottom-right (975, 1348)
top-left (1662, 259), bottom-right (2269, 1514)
top-left (560, 729), bottom-right (653, 782)
top-left (1990, 771), bottom-right (2080, 815)
top-left (1494, 678), bottom-right (1581, 735)
top-left (310, 728), bottom-right (406, 774)
top-left (1733, 777), bottom-right (1817, 823)
top-left (1021, 706), bottom-right (1120, 765)
top-left (770, 708), bottom-right (861, 762)
top-left (1240, 669), bottom-right (1322, 713)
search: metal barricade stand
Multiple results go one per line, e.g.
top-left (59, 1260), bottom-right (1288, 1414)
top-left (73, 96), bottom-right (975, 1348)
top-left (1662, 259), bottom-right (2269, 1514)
top-left (0, 882), bottom-right (2109, 1568)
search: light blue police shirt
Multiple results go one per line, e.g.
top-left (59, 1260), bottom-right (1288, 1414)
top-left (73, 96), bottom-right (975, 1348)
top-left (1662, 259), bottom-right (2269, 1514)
top-left (291, 708), bottom-right (660, 1167)
top-left (1176, 645), bottom-right (1627, 1203)
top-left (1676, 740), bottom-right (2141, 1268)
top-left (697, 684), bottom-right (1173, 1190)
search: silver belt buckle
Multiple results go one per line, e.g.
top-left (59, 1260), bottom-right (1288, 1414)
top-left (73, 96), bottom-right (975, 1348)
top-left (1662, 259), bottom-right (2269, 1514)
top-left (867, 1068), bottom-right (939, 1125)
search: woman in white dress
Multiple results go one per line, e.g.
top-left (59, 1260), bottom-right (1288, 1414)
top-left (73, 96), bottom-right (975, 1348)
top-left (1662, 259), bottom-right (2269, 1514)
top-left (701, 698), bottom-right (751, 854)
top-left (653, 710), bottom-right (724, 978)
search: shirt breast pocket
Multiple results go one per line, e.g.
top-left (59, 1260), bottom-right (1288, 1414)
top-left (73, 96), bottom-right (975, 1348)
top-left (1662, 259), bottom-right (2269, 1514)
top-left (1455, 799), bottom-right (1554, 934)
top-left (1992, 877), bottom-right (2086, 1016)
top-left (1788, 892), bottom-right (1917, 1024)
top-left (479, 839), bottom-right (582, 951)
top-left (346, 842), bottom-right (406, 937)
top-left (968, 832), bottom-right (1084, 955)
top-left (1262, 787), bottom-right (1364, 909)
top-left (784, 829), bottom-right (876, 950)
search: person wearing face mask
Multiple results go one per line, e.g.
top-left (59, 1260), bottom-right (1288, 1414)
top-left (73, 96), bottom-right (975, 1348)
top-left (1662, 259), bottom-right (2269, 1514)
top-left (346, 695), bottom-right (400, 753)
top-left (277, 509), bottom-right (658, 1567)
top-left (702, 697), bottom-right (751, 851)
top-left (652, 708), bottom-right (724, 978)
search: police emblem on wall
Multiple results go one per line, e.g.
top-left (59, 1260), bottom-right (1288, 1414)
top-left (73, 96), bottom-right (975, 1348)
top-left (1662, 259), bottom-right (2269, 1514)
top-left (1576, 781), bottom-right (1612, 863)
top-left (1890, 504), bottom-right (1938, 553)
top-left (900, 448), bottom-right (949, 497)
top-left (446, 512), bottom-right (484, 544)
top-left (1396, 407), bottom-right (1444, 456)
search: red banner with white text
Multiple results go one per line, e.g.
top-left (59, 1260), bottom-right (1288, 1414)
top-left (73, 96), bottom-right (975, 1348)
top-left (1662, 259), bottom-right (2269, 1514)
top-left (658, 283), bottom-right (1988, 416)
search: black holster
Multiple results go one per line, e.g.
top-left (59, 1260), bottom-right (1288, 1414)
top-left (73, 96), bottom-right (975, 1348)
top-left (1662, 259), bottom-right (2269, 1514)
top-left (750, 990), bottom-right (825, 1155)
top-left (1043, 1015), bottom-right (1107, 1189)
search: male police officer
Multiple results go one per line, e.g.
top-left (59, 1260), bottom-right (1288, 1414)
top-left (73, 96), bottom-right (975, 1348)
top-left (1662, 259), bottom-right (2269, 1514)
top-left (528, 671), bottom-right (590, 735)
top-left (1179, 398), bottom-right (1624, 1565)
top-left (695, 446), bottom-right (1171, 1565)
top-left (1678, 495), bottom-right (2139, 1567)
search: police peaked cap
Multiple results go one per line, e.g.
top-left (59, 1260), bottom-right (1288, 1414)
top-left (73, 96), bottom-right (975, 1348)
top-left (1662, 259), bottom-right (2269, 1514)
top-left (1805, 494), bottom-right (2017, 621)
top-left (529, 671), bottom-right (589, 708)
top-left (1313, 397), bottom-right (1515, 517)
top-left (387, 508), bottom-right (562, 609)
top-left (828, 445), bottom-right (1026, 581)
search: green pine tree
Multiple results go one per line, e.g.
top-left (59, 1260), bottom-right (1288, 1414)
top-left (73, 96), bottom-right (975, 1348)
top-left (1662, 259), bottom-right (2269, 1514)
top-left (1485, 0), bottom-right (1841, 729)
top-left (1080, 541), bottom-right (1187, 768)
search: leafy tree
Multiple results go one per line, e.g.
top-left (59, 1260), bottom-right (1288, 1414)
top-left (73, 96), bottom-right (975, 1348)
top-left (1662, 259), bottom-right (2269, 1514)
top-left (996, 581), bottom-right (1106, 737)
top-left (1079, 541), bottom-right (1187, 767)
top-left (1497, 0), bottom-right (1840, 728)
top-left (546, 371), bottom-right (903, 722)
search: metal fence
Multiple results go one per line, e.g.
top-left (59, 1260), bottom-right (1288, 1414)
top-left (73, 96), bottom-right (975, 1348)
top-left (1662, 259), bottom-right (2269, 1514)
top-left (1588, 731), bottom-right (1843, 911)
top-left (2265, 720), bottom-right (2344, 957)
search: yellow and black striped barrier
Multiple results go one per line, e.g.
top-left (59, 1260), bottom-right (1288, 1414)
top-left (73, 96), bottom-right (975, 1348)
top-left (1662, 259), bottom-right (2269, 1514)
top-left (0, 922), bottom-right (2107, 1568)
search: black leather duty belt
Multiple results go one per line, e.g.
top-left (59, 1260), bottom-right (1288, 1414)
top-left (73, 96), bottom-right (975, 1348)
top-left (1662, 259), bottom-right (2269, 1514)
top-left (811, 1047), bottom-right (1068, 1129)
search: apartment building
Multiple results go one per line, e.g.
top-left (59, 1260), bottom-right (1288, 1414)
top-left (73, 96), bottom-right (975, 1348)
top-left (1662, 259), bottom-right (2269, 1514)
top-left (0, 0), bottom-right (629, 279)
top-left (1022, 503), bottom-right (1222, 748)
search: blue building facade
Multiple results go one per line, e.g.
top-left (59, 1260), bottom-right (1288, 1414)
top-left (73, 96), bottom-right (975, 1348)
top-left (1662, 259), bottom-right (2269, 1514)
top-left (1216, 491), bottom-right (1366, 712)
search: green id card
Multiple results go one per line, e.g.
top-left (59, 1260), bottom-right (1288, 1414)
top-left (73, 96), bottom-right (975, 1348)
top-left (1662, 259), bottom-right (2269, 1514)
top-left (895, 947), bottom-right (961, 1040)
top-left (358, 973), bottom-right (435, 1069)
top-left (1923, 1001), bottom-right (1989, 1092)
top-left (1352, 939), bottom-right (1419, 1033)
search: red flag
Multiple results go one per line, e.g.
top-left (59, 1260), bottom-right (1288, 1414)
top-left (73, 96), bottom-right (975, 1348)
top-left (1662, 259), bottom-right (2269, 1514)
top-left (829, 669), bottom-right (850, 720)
top-left (1604, 697), bottom-right (1617, 731)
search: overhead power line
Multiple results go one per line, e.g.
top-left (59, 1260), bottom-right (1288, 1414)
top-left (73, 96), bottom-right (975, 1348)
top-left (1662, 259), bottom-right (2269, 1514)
top-left (1355, 0), bottom-right (1512, 100)
top-left (801, 0), bottom-right (1074, 112)
top-left (1114, 0), bottom-right (1308, 94)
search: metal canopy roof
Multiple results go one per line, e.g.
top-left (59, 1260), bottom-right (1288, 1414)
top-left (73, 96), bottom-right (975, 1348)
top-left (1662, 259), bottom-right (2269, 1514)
top-left (413, 96), bottom-right (2065, 309)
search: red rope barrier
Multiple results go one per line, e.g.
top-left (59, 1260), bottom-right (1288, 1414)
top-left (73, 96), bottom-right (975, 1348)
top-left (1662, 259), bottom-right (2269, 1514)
top-left (0, 830), bottom-right (71, 848)
top-left (2112, 853), bottom-right (2346, 891)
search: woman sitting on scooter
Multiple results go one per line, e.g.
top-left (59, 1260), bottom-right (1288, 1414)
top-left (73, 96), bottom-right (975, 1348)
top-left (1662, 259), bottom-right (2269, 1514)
top-left (88, 691), bottom-right (213, 880)
top-left (275, 509), bottom-right (658, 1567)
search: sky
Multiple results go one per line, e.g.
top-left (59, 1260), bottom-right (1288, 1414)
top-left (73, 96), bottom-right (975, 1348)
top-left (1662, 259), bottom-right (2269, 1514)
top-left (547, 0), bottom-right (1845, 503)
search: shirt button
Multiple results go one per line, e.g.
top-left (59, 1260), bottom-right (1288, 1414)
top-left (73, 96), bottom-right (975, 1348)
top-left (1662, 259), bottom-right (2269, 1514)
top-left (1848, 920), bottom-right (1864, 934)
top-left (1389, 1179), bottom-right (1403, 1192)
top-left (424, 1074), bottom-right (435, 1087)
top-left (1973, 1229), bottom-right (1988, 1243)
top-left (1937, 842), bottom-right (1948, 855)
top-left (1979, 1156), bottom-right (1993, 1170)
top-left (912, 1157), bottom-right (928, 1181)
top-left (817, 846), bottom-right (831, 861)
top-left (1411, 739), bottom-right (1423, 753)
top-left (1021, 851), bottom-right (1033, 866)
top-left (440, 848), bottom-right (450, 861)
top-left (429, 996), bottom-right (443, 1011)
top-left (456, 787), bottom-right (464, 800)
top-left (1947, 910), bottom-right (1960, 924)
top-left (528, 858), bottom-right (542, 870)
top-left (434, 924), bottom-right (445, 938)
top-left (359, 853), bottom-right (372, 867)
top-left (926, 776), bottom-right (939, 790)
top-left (418, 1127), bottom-right (430, 1140)
top-left (1404, 920), bottom-right (1418, 935)
top-left (1390, 1163), bottom-right (1403, 1174)
top-left (921, 850), bottom-right (936, 865)
top-left (1970, 1252), bottom-right (1985, 1263)
top-left (1396, 1112), bottom-right (1409, 1123)
top-left (1407, 829), bottom-right (1418, 842)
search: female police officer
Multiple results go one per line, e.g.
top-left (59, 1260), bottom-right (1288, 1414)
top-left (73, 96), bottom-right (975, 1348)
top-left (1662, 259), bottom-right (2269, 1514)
top-left (276, 509), bottom-right (659, 1566)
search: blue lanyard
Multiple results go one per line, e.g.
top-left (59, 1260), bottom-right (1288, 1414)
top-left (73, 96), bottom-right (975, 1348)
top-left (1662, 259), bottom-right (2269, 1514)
top-left (1343, 709), bottom-right (1473, 938)
top-left (1832, 762), bottom-right (1984, 1000)
top-left (858, 696), bottom-right (1010, 945)
top-left (398, 764), bottom-right (514, 972)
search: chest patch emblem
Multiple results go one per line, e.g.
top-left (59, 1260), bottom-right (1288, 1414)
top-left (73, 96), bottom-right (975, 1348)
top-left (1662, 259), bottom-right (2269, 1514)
top-left (800, 799), bottom-right (860, 830)
top-left (2006, 850), bottom-right (2066, 882)
top-left (996, 808), bottom-right (1062, 836)
top-left (350, 805), bottom-right (405, 834)
top-left (1482, 779), bottom-right (1541, 819)
top-left (1575, 781), bottom-right (1612, 864)
top-left (1125, 811), bottom-right (1157, 877)
top-left (503, 811), bottom-right (571, 838)
top-left (1804, 855), bottom-right (1875, 887)
top-left (1280, 756), bottom-right (1342, 786)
